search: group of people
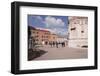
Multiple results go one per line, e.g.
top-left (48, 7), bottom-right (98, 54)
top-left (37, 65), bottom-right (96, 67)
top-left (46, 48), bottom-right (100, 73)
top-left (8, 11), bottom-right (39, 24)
top-left (49, 41), bottom-right (66, 48)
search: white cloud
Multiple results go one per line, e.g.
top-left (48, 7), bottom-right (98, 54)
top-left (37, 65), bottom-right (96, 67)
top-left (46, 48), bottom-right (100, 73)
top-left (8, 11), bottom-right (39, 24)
top-left (45, 16), bottom-right (65, 28)
top-left (44, 16), bottom-right (67, 37)
top-left (35, 16), bottom-right (42, 20)
top-left (56, 19), bottom-right (64, 26)
top-left (49, 28), bottom-right (67, 36)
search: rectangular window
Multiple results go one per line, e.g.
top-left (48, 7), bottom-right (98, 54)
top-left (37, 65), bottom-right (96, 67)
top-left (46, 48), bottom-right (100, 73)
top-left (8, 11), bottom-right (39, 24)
top-left (71, 27), bottom-right (76, 30)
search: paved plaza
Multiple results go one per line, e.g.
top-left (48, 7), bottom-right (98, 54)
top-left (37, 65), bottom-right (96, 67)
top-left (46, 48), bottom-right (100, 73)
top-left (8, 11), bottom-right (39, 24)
top-left (34, 45), bottom-right (88, 60)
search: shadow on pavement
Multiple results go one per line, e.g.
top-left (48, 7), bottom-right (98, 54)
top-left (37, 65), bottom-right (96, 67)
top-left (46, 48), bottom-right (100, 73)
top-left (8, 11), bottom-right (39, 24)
top-left (28, 49), bottom-right (47, 61)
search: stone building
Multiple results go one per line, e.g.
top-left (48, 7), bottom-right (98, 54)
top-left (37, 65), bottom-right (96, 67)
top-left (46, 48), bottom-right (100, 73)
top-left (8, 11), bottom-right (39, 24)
top-left (56, 36), bottom-right (68, 45)
top-left (68, 16), bottom-right (88, 48)
top-left (29, 26), bottom-right (69, 47)
top-left (29, 26), bottom-right (50, 45)
top-left (29, 26), bottom-right (58, 45)
top-left (49, 34), bottom-right (57, 43)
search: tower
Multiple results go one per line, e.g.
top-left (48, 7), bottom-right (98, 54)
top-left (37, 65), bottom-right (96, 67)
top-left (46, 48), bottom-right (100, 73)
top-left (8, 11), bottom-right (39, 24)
top-left (68, 16), bottom-right (88, 48)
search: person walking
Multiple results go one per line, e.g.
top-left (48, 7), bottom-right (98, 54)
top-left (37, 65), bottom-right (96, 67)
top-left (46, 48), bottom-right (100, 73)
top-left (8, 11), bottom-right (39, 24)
top-left (62, 42), bottom-right (65, 47)
top-left (53, 41), bottom-right (55, 47)
top-left (63, 42), bottom-right (65, 47)
top-left (50, 41), bottom-right (53, 47)
top-left (56, 41), bottom-right (58, 48)
top-left (61, 42), bottom-right (63, 47)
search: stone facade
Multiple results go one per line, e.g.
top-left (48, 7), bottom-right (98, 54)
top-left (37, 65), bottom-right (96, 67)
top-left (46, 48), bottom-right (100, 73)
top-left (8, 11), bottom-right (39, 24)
top-left (30, 26), bottom-right (50, 45)
top-left (29, 26), bottom-right (58, 45)
top-left (68, 16), bottom-right (88, 48)
top-left (29, 26), bottom-right (68, 46)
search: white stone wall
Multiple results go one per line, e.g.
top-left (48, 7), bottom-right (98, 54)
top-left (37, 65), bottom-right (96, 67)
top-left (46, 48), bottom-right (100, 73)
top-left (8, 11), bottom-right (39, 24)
top-left (68, 16), bottom-right (88, 48)
top-left (68, 39), bottom-right (88, 48)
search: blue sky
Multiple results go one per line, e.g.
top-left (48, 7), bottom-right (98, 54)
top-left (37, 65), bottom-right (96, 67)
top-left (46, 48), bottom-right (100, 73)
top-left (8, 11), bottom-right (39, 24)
top-left (28, 15), bottom-right (68, 37)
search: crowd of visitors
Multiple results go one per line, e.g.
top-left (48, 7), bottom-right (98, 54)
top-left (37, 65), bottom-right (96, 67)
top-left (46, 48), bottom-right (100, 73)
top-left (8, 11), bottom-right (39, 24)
top-left (48, 41), bottom-right (66, 48)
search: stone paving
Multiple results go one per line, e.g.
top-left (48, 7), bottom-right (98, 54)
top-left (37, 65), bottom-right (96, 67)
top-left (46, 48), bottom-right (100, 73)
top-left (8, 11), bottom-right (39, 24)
top-left (34, 45), bottom-right (88, 60)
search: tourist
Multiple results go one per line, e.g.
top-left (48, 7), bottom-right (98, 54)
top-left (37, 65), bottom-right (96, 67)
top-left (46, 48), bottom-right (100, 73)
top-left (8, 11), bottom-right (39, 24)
top-left (53, 41), bottom-right (55, 47)
top-left (56, 41), bottom-right (58, 48)
top-left (62, 42), bottom-right (65, 47)
top-left (49, 41), bottom-right (53, 47)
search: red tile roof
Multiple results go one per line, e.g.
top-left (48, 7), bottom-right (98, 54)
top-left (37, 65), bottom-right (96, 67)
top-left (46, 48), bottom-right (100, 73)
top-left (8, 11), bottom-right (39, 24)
top-left (36, 29), bottom-right (50, 32)
top-left (29, 26), bottom-right (50, 32)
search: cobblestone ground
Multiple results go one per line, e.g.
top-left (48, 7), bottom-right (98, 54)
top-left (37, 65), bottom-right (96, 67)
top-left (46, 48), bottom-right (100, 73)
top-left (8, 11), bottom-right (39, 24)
top-left (34, 45), bottom-right (88, 60)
